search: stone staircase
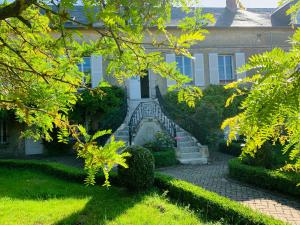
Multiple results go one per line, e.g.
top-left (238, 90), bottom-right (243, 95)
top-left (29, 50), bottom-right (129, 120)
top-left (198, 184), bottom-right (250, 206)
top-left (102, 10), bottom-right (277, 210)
top-left (176, 128), bottom-right (208, 164)
top-left (107, 98), bottom-right (209, 165)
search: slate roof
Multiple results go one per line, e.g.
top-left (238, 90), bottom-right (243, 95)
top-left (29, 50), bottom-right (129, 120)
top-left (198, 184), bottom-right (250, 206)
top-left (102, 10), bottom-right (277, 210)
top-left (64, 5), bottom-right (292, 29)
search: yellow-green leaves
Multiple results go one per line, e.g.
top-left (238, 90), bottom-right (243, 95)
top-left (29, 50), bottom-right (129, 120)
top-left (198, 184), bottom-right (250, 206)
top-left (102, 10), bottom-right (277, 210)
top-left (224, 28), bottom-right (300, 172)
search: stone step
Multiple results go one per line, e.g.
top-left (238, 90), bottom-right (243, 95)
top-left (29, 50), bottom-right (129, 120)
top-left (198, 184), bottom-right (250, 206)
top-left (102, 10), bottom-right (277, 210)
top-left (177, 140), bottom-right (195, 147)
top-left (178, 157), bottom-right (208, 165)
top-left (177, 152), bottom-right (203, 159)
top-left (114, 135), bottom-right (129, 141)
top-left (176, 131), bottom-right (188, 137)
top-left (176, 136), bottom-right (192, 142)
top-left (177, 146), bottom-right (199, 153)
top-left (117, 130), bottom-right (129, 136)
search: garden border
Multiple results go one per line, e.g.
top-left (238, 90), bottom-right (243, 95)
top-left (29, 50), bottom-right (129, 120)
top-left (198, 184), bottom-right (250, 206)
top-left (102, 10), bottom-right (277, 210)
top-left (228, 158), bottom-right (300, 198)
top-left (0, 159), bottom-right (287, 225)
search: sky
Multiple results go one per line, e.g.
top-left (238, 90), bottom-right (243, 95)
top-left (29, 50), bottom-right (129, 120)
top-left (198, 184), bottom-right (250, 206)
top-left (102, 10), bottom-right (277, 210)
top-left (199, 0), bottom-right (280, 8)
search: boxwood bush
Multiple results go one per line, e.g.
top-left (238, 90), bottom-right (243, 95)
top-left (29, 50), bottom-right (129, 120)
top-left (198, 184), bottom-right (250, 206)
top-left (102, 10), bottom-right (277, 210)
top-left (118, 145), bottom-right (155, 192)
top-left (155, 173), bottom-right (286, 225)
top-left (229, 158), bottom-right (300, 197)
top-left (151, 148), bottom-right (177, 168)
top-left (0, 159), bottom-right (118, 184)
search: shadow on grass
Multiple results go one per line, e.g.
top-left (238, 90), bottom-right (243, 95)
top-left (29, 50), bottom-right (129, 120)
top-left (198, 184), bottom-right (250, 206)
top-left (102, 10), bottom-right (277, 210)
top-left (0, 167), bottom-right (148, 225)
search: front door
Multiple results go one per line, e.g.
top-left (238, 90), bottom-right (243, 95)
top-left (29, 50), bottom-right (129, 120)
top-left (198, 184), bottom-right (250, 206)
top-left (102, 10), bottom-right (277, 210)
top-left (140, 71), bottom-right (149, 98)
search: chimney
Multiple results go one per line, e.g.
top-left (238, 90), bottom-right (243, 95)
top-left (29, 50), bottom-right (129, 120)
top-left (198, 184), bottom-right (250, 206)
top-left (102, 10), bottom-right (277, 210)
top-left (226, 0), bottom-right (239, 12)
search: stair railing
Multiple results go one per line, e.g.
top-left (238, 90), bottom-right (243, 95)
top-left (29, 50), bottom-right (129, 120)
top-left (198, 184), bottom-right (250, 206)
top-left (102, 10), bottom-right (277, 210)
top-left (156, 86), bottom-right (205, 144)
top-left (128, 101), bottom-right (176, 145)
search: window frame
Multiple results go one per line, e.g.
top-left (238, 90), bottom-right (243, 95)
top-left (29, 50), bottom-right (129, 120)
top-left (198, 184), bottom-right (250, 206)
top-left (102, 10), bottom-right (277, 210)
top-left (175, 55), bottom-right (193, 82)
top-left (218, 54), bottom-right (234, 83)
top-left (77, 56), bottom-right (92, 87)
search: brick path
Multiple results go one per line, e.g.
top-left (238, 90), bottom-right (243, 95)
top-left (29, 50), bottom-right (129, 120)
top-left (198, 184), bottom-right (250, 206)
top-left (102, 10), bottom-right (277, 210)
top-left (158, 152), bottom-right (300, 225)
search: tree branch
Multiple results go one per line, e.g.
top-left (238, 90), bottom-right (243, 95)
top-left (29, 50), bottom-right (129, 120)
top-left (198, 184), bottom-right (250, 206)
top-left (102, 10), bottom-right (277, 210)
top-left (0, 0), bottom-right (37, 20)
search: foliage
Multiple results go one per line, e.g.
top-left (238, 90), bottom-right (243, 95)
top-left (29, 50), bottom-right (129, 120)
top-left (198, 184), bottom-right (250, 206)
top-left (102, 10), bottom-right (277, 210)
top-left (43, 127), bottom-right (73, 155)
top-left (228, 158), bottom-right (300, 198)
top-left (151, 148), bottom-right (177, 168)
top-left (222, 27), bottom-right (300, 172)
top-left (70, 85), bottom-right (127, 144)
top-left (218, 140), bottom-right (243, 157)
top-left (154, 173), bottom-right (287, 225)
top-left (164, 85), bottom-right (244, 145)
top-left (118, 145), bottom-right (155, 192)
top-left (241, 142), bottom-right (294, 169)
top-left (0, 158), bottom-right (117, 184)
top-left (0, 167), bottom-right (213, 225)
top-left (0, 0), bottom-right (214, 185)
top-left (144, 132), bottom-right (177, 168)
top-left (144, 131), bottom-right (176, 152)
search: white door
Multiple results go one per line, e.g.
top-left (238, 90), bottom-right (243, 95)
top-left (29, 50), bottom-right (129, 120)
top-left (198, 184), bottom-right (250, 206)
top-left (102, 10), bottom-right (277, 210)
top-left (128, 76), bottom-right (141, 100)
top-left (25, 138), bottom-right (44, 155)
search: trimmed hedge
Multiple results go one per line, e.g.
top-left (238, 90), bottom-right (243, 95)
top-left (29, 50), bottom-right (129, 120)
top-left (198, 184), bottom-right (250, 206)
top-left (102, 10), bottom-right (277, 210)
top-left (0, 159), bottom-right (287, 225)
top-left (152, 148), bottom-right (177, 168)
top-left (154, 173), bottom-right (287, 225)
top-left (229, 158), bottom-right (300, 198)
top-left (0, 159), bottom-right (118, 185)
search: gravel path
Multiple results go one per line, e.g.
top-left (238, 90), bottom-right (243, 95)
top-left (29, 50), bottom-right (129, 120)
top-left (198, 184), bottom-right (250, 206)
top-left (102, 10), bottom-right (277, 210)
top-left (158, 152), bottom-right (300, 225)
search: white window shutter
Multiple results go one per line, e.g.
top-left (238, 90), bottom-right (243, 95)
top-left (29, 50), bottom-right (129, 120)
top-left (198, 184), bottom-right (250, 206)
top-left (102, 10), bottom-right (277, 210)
top-left (194, 53), bottom-right (205, 86)
top-left (165, 53), bottom-right (176, 87)
top-left (91, 55), bottom-right (103, 88)
top-left (235, 53), bottom-right (246, 79)
top-left (209, 53), bottom-right (219, 85)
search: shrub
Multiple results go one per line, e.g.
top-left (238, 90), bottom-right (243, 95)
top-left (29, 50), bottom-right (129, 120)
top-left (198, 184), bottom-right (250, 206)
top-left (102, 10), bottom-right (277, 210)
top-left (219, 140), bottom-right (243, 157)
top-left (154, 173), bottom-right (286, 225)
top-left (163, 85), bottom-right (245, 146)
top-left (118, 145), bottom-right (155, 191)
top-left (229, 158), bottom-right (300, 197)
top-left (144, 132), bottom-right (175, 152)
top-left (241, 142), bottom-right (292, 169)
top-left (0, 159), bottom-right (118, 185)
top-left (70, 85), bottom-right (126, 145)
top-left (151, 148), bottom-right (177, 168)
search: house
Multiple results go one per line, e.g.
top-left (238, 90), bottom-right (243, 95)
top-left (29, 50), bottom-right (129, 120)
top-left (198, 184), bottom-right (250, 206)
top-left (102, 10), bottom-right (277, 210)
top-left (0, 0), bottom-right (296, 159)
top-left (72, 0), bottom-right (295, 100)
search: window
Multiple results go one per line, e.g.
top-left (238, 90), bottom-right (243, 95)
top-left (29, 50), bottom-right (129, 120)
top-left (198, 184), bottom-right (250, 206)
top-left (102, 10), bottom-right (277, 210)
top-left (218, 55), bottom-right (234, 82)
top-left (296, 11), bottom-right (300, 24)
top-left (77, 57), bottom-right (91, 86)
top-left (0, 120), bottom-right (8, 144)
top-left (176, 56), bottom-right (193, 79)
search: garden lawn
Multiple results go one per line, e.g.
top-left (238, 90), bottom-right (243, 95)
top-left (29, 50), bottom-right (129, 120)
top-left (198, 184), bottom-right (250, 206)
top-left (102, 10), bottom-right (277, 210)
top-left (0, 167), bottom-right (222, 225)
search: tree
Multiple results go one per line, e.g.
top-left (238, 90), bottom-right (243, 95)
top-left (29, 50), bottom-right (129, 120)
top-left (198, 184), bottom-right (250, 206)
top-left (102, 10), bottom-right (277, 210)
top-left (222, 0), bottom-right (300, 172)
top-left (0, 0), bottom-right (213, 185)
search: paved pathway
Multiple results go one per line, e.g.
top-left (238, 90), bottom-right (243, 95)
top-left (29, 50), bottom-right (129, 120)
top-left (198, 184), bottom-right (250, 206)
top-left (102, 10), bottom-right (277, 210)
top-left (158, 152), bottom-right (300, 225)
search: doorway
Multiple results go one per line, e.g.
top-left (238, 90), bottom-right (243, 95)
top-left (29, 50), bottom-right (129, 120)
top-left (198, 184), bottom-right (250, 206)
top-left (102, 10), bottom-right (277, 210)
top-left (140, 71), bottom-right (150, 98)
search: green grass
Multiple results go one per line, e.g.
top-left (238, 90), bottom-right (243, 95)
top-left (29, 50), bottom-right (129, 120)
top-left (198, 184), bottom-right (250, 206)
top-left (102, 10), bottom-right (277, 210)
top-left (0, 167), bottom-right (222, 225)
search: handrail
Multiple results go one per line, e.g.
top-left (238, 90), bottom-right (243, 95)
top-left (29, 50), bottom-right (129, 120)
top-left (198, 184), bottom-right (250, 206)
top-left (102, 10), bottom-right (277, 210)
top-left (156, 86), bottom-right (205, 144)
top-left (128, 101), bottom-right (176, 145)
